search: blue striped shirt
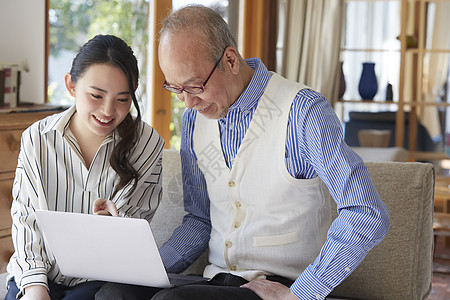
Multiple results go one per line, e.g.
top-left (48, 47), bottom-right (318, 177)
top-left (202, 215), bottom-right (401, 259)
top-left (159, 58), bottom-right (389, 299)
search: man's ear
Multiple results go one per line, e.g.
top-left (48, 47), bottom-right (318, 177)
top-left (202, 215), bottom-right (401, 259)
top-left (223, 47), bottom-right (240, 75)
top-left (64, 73), bottom-right (76, 97)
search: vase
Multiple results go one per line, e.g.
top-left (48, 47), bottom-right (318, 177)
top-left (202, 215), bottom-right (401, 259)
top-left (358, 62), bottom-right (378, 100)
top-left (386, 82), bottom-right (393, 101)
top-left (338, 61), bottom-right (346, 99)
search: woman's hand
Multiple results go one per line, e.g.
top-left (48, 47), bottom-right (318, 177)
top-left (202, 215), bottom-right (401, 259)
top-left (22, 285), bottom-right (51, 300)
top-left (93, 198), bottom-right (119, 216)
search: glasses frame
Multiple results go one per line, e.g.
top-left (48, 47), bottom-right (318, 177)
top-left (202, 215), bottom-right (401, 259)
top-left (163, 49), bottom-right (226, 95)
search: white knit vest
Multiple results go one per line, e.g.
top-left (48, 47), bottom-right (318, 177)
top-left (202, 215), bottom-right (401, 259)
top-left (193, 73), bottom-right (332, 281)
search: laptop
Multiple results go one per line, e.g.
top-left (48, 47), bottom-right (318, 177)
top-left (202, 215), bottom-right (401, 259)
top-left (34, 210), bottom-right (207, 288)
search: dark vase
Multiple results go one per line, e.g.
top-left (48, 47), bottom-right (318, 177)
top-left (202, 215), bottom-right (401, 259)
top-left (386, 83), bottom-right (393, 101)
top-left (358, 62), bottom-right (378, 100)
top-left (338, 61), bottom-right (346, 99)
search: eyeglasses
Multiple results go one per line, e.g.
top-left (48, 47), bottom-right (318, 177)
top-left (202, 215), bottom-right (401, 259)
top-left (163, 50), bottom-right (225, 95)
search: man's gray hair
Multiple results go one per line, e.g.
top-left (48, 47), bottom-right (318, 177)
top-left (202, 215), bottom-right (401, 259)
top-left (160, 5), bottom-right (239, 64)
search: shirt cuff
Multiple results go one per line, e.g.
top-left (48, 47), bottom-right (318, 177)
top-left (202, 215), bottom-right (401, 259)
top-left (290, 266), bottom-right (333, 300)
top-left (17, 268), bottom-right (48, 294)
top-left (159, 243), bottom-right (186, 273)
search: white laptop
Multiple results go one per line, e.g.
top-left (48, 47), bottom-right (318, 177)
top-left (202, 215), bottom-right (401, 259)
top-left (34, 210), bottom-right (206, 288)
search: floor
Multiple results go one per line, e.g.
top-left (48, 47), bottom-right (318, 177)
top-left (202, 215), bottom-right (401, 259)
top-left (429, 237), bottom-right (450, 300)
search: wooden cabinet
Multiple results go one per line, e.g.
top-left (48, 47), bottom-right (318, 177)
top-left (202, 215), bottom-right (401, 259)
top-left (0, 108), bottom-right (63, 273)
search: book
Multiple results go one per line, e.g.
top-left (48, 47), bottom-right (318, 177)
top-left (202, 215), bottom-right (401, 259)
top-left (2, 66), bottom-right (19, 108)
top-left (3, 67), bottom-right (12, 107)
top-left (0, 69), bottom-right (4, 106)
top-left (9, 66), bottom-right (18, 108)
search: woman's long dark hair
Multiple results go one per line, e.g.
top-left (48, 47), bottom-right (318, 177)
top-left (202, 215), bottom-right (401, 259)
top-left (69, 34), bottom-right (141, 197)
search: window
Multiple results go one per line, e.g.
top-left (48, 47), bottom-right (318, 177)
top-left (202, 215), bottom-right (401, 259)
top-left (340, 1), bottom-right (401, 121)
top-left (168, 0), bottom-right (238, 149)
top-left (48, 0), bottom-right (238, 149)
top-left (48, 0), bottom-right (150, 112)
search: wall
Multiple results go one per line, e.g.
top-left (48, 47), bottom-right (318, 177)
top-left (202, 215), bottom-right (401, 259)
top-left (0, 1), bottom-right (46, 105)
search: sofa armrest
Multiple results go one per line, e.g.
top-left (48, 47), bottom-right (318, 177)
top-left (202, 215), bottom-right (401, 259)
top-left (328, 162), bottom-right (434, 300)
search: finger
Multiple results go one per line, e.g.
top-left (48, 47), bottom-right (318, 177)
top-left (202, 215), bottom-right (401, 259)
top-left (241, 279), bottom-right (291, 300)
top-left (93, 198), bottom-right (107, 213)
top-left (94, 210), bottom-right (112, 216)
top-left (105, 200), bottom-right (119, 217)
top-left (241, 280), bottom-right (272, 298)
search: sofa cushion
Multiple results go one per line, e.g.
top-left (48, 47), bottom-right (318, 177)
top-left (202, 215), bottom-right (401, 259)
top-left (0, 272), bottom-right (6, 297)
top-left (150, 149), bottom-right (208, 276)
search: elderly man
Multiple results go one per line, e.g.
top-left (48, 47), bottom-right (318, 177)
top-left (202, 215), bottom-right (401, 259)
top-left (95, 5), bottom-right (389, 300)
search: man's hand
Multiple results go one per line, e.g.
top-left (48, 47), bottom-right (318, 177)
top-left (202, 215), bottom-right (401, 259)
top-left (93, 198), bottom-right (119, 216)
top-left (22, 285), bottom-right (50, 300)
top-left (241, 279), bottom-right (299, 300)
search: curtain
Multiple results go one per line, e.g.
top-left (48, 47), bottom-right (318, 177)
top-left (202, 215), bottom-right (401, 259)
top-left (280, 0), bottom-right (344, 103)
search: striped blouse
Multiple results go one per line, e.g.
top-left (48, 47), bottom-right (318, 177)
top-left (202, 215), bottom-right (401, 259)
top-left (159, 58), bottom-right (389, 299)
top-left (7, 105), bottom-right (164, 292)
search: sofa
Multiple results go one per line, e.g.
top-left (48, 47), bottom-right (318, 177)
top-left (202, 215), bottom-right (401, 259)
top-left (0, 149), bottom-right (435, 299)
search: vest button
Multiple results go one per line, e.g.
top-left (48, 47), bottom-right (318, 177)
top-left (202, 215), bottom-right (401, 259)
top-left (233, 221), bottom-right (241, 228)
top-left (228, 181), bottom-right (235, 187)
top-left (230, 265), bottom-right (237, 271)
top-left (235, 201), bottom-right (241, 208)
top-left (225, 240), bottom-right (232, 248)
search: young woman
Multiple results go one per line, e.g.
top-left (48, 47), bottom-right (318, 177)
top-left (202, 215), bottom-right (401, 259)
top-left (5, 35), bottom-right (164, 300)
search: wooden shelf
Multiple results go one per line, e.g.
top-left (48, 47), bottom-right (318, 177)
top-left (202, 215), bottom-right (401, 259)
top-left (406, 48), bottom-right (450, 54)
top-left (345, 0), bottom-right (399, 2)
top-left (341, 48), bottom-right (400, 53)
top-left (406, 102), bottom-right (450, 107)
top-left (0, 104), bottom-right (68, 114)
top-left (338, 99), bottom-right (397, 104)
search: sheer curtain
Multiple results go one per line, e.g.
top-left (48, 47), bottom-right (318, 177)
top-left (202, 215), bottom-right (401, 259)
top-left (339, 1), bottom-right (401, 122)
top-left (278, 0), bottom-right (344, 103)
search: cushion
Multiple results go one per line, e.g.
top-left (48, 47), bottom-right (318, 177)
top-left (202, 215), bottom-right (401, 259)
top-left (150, 149), bottom-right (208, 276)
top-left (0, 272), bottom-right (6, 297)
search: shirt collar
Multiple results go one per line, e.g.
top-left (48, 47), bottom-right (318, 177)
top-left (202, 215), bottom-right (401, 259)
top-left (42, 105), bottom-right (116, 143)
top-left (42, 105), bottom-right (76, 135)
top-left (226, 57), bottom-right (272, 114)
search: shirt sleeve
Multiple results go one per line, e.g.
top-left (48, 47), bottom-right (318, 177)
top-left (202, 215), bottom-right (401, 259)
top-left (159, 109), bottom-right (212, 273)
top-left (112, 123), bottom-right (165, 222)
top-left (289, 90), bottom-right (390, 299)
top-left (9, 125), bottom-right (52, 292)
